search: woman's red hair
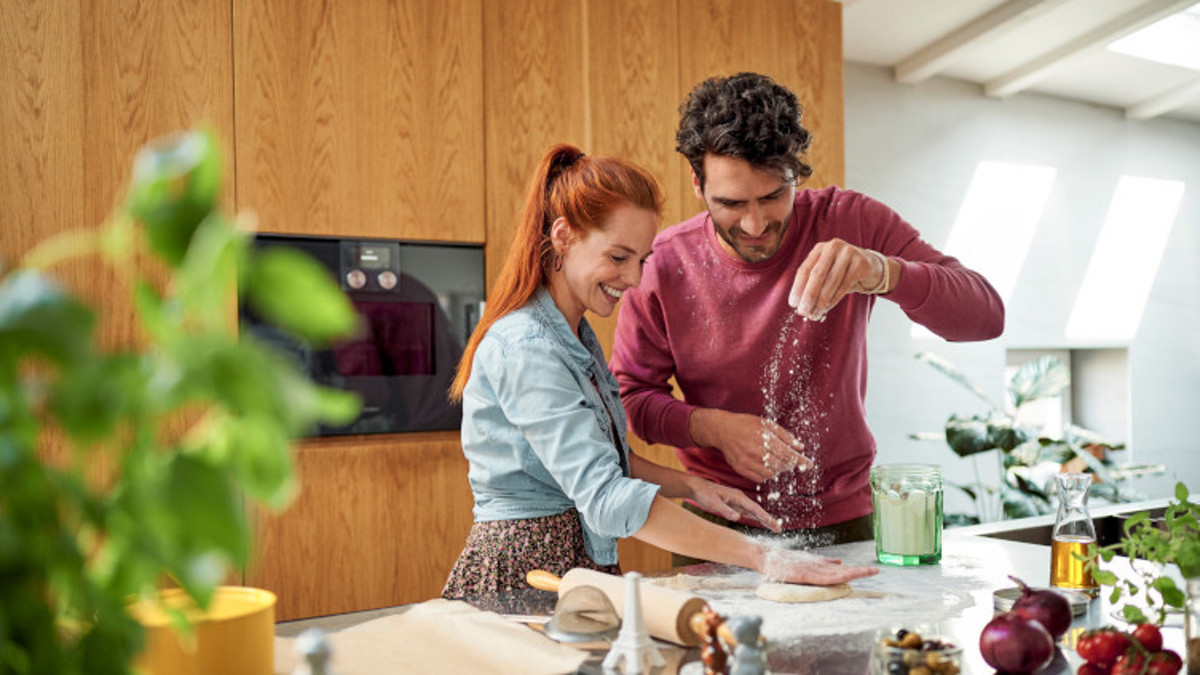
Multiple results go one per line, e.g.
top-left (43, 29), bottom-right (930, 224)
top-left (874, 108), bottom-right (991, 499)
top-left (449, 144), bottom-right (662, 401)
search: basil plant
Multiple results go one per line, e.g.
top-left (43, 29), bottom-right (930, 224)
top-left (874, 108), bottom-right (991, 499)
top-left (0, 130), bottom-right (360, 674)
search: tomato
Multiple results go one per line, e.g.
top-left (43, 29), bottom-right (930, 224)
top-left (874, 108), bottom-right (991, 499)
top-left (1147, 650), bottom-right (1183, 675)
top-left (1077, 662), bottom-right (1111, 675)
top-left (1131, 623), bottom-right (1164, 652)
top-left (1111, 650), bottom-right (1183, 675)
top-left (1077, 628), bottom-right (1133, 667)
top-left (1111, 652), bottom-right (1145, 675)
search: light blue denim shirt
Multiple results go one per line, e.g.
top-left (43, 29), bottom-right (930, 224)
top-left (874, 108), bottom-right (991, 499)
top-left (462, 287), bottom-right (659, 566)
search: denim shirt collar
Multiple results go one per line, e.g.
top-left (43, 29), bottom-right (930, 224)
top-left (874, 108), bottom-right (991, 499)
top-left (531, 286), bottom-right (598, 369)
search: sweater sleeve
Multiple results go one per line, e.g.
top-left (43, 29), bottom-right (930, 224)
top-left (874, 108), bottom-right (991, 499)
top-left (611, 267), bottom-right (697, 449)
top-left (855, 193), bottom-right (1006, 341)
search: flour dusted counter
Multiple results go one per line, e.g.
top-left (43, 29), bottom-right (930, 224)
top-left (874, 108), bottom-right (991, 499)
top-left (274, 530), bottom-right (1186, 674)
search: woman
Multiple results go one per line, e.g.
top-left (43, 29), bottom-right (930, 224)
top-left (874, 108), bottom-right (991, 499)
top-left (442, 144), bottom-right (876, 597)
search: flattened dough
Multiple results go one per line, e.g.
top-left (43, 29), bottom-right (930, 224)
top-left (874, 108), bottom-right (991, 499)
top-left (647, 574), bottom-right (755, 591)
top-left (755, 582), bottom-right (852, 603)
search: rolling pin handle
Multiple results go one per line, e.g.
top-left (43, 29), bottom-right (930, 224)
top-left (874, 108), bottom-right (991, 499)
top-left (525, 569), bottom-right (562, 593)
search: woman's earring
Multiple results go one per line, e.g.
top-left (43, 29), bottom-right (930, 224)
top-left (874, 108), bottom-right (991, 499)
top-left (554, 252), bottom-right (563, 272)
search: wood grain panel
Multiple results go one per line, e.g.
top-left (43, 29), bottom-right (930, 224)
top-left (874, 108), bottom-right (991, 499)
top-left (677, 0), bottom-right (844, 202)
top-left (80, 0), bottom-right (235, 348)
top-left (483, 0), bottom-right (588, 291)
top-left (233, 0), bottom-right (484, 242)
top-left (585, 0), bottom-right (684, 228)
top-left (1, 0), bottom-right (233, 349)
top-left (584, 0), bottom-right (681, 360)
top-left (0, 0), bottom-right (84, 266)
top-left (247, 433), bottom-right (474, 621)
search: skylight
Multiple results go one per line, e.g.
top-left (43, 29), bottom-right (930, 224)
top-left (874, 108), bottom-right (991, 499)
top-left (1065, 175), bottom-right (1184, 342)
top-left (1108, 3), bottom-right (1200, 72)
top-left (912, 160), bottom-right (1055, 339)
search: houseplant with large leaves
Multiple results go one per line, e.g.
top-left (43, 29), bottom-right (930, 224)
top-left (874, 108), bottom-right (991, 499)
top-left (0, 130), bottom-right (360, 674)
top-left (910, 352), bottom-right (1162, 523)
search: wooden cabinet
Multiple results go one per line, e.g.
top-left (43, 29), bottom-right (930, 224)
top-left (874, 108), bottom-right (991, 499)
top-left (232, 0), bottom-right (485, 243)
top-left (246, 433), bottom-right (474, 620)
top-left (1, 0), bottom-right (234, 348)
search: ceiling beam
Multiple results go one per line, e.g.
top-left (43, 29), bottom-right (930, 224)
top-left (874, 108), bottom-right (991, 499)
top-left (894, 0), bottom-right (1072, 85)
top-left (984, 0), bottom-right (1199, 99)
top-left (1125, 76), bottom-right (1200, 121)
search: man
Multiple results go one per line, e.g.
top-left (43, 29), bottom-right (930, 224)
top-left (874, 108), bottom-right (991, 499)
top-left (611, 72), bottom-right (1004, 556)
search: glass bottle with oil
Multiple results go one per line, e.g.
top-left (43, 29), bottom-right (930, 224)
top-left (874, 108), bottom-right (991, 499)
top-left (1050, 472), bottom-right (1099, 596)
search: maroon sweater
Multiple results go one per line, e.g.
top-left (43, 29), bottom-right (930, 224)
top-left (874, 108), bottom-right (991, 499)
top-left (611, 187), bottom-right (1004, 530)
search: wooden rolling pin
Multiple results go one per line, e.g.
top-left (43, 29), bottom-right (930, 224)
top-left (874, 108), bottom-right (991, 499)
top-left (526, 568), bottom-right (728, 648)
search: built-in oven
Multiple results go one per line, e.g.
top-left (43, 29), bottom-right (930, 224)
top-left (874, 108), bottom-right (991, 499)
top-left (240, 234), bottom-right (485, 436)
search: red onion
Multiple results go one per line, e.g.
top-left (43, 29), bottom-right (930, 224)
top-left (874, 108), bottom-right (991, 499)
top-left (979, 613), bottom-right (1055, 674)
top-left (1008, 575), bottom-right (1073, 640)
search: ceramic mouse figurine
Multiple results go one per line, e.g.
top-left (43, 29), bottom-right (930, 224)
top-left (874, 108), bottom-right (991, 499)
top-left (727, 615), bottom-right (768, 675)
top-left (293, 627), bottom-right (335, 675)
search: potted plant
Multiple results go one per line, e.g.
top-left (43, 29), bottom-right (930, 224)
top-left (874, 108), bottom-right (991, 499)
top-left (910, 352), bottom-right (1164, 524)
top-left (0, 129), bottom-right (360, 673)
top-left (1086, 481), bottom-right (1200, 627)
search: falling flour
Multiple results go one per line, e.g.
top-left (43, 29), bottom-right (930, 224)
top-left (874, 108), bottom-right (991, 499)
top-left (757, 312), bottom-right (832, 529)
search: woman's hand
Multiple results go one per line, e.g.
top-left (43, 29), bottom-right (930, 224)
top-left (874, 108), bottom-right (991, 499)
top-left (759, 547), bottom-right (879, 586)
top-left (688, 477), bottom-right (783, 533)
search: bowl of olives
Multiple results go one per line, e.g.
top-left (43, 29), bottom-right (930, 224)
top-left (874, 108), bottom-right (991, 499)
top-left (871, 627), bottom-right (961, 675)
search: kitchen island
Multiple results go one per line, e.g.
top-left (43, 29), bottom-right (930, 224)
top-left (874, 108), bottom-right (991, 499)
top-left (275, 510), bottom-right (1188, 674)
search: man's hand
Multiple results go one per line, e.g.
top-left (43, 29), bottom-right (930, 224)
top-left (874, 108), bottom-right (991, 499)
top-left (788, 238), bottom-right (891, 321)
top-left (760, 548), bottom-right (879, 585)
top-left (689, 409), bottom-right (812, 484)
top-left (687, 477), bottom-right (783, 532)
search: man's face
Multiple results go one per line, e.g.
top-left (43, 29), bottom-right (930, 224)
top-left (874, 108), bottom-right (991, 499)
top-left (693, 154), bottom-right (796, 263)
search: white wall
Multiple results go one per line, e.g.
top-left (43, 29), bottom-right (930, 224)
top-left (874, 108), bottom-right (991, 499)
top-left (846, 63), bottom-right (1200, 519)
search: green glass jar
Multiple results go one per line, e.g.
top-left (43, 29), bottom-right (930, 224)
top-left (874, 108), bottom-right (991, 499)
top-left (870, 464), bottom-right (944, 566)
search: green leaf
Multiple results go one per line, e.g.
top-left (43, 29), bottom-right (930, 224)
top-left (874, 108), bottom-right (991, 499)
top-left (174, 213), bottom-right (247, 333)
top-left (1121, 605), bottom-right (1147, 624)
top-left (1176, 482), bottom-right (1190, 502)
top-left (49, 354), bottom-right (145, 443)
top-left (1153, 577), bottom-right (1185, 607)
top-left (945, 415), bottom-right (997, 457)
top-left (216, 417), bottom-right (297, 509)
top-left (164, 454), bottom-right (249, 565)
top-left (915, 352), bottom-right (998, 408)
top-left (244, 247), bottom-right (358, 344)
top-left (1093, 568), bottom-right (1119, 586)
top-left (312, 386), bottom-right (362, 426)
top-left (988, 421), bottom-right (1030, 452)
top-left (0, 271), bottom-right (95, 367)
top-left (125, 130), bottom-right (222, 267)
top-left (133, 280), bottom-right (167, 341)
top-left (1008, 355), bottom-right (1069, 409)
top-left (1125, 511), bottom-right (1149, 529)
top-left (175, 335), bottom-right (286, 418)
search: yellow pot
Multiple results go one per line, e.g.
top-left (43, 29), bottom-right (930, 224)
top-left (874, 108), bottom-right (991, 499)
top-left (128, 586), bottom-right (276, 675)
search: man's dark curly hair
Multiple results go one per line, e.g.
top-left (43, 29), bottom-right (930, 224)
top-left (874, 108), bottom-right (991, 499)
top-left (676, 72), bottom-right (813, 188)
